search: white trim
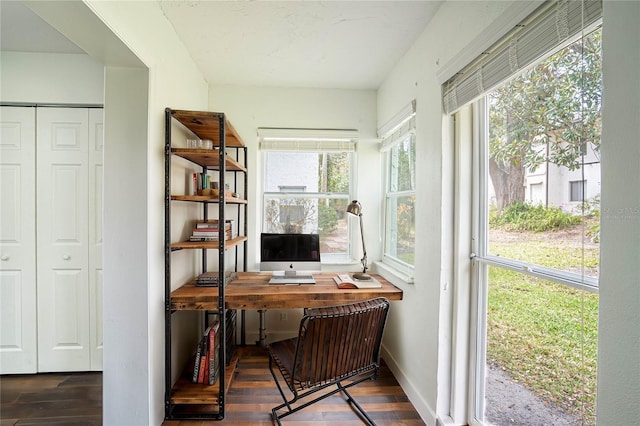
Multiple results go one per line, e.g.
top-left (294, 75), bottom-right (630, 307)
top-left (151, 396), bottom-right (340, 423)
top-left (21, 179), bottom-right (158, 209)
top-left (448, 105), bottom-right (476, 423)
top-left (374, 259), bottom-right (414, 285)
top-left (259, 140), bottom-right (356, 152)
top-left (468, 100), bottom-right (489, 423)
top-left (474, 255), bottom-right (599, 293)
top-left (258, 127), bottom-right (358, 152)
top-left (257, 127), bottom-right (357, 141)
top-left (378, 99), bottom-right (416, 137)
top-left (381, 345), bottom-right (437, 425)
top-left (380, 116), bottom-right (416, 153)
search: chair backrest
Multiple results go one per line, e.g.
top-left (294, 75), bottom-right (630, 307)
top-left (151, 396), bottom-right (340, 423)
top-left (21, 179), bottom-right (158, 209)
top-left (291, 297), bottom-right (390, 390)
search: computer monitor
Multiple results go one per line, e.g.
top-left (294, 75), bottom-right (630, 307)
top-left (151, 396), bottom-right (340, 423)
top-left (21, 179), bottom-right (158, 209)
top-left (260, 233), bottom-right (321, 276)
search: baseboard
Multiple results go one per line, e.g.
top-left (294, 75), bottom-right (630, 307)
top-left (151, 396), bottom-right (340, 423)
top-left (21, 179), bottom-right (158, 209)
top-left (381, 344), bottom-right (438, 425)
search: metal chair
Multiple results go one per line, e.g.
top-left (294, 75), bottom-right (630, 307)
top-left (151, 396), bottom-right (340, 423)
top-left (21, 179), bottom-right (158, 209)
top-left (267, 297), bottom-right (390, 425)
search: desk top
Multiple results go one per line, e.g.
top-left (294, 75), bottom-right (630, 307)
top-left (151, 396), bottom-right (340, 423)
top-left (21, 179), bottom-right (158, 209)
top-left (170, 272), bottom-right (403, 310)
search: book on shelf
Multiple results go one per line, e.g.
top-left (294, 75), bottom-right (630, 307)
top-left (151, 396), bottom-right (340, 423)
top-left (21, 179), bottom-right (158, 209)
top-left (189, 235), bottom-right (231, 242)
top-left (195, 271), bottom-right (237, 287)
top-left (192, 229), bottom-right (230, 234)
top-left (195, 222), bottom-right (230, 229)
top-left (207, 320), bottom-right (221, 385)
top-left (190, 221), bottom-right (234, 241)
top-left (191, 232), bottom-right (231, 238)
top-left (190, 320), bottom-right (221, 385)
top-left (197, 219), bottom-right (237, 238)
top-left (190, 231), bottom-right (232, 240)
top-left (333, 273), bottom-right (382, 289)
top-left (191, 172), bottom-right (218, 195)
top-left (191, 337), bottom-right (204, 383)
top-left (197, 349), bottom-right (207, 384)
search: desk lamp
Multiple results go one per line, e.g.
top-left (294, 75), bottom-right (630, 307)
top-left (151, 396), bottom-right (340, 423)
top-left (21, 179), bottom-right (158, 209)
top-left (346, 200), bottom-right (371, 280)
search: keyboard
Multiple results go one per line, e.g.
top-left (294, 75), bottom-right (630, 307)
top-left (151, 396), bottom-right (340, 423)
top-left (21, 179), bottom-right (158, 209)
top-left (269, 275), bottom-right (316, 285)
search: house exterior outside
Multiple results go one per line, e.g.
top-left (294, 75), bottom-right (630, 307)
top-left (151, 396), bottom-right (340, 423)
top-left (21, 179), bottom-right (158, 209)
top-left (263, 152), bottom-right (319, 234)
top-left (525, 142), bottom-right (601, 214)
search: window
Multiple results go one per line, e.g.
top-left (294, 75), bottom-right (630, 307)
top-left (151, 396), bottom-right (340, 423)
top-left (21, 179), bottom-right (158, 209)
top-left (477, 24), bottom-right (601, 426)
top-left (380, 101), bottom-right (416, 274)
top-left (442, 1), bottom-right (602, 424)
top-left (570, 180), bottom-right (585, 202)
top-left (259, 128), bottom-right (357, 261)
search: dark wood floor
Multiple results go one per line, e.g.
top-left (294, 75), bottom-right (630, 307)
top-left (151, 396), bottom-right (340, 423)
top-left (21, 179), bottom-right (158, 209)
top-left (0, 371), bottom-right (102, 426)
top-left (1, 347), bottom-right (425, 426)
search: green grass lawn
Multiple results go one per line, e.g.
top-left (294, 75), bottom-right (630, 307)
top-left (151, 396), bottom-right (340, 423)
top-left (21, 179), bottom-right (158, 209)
top-left (488, 240), bottom-right (599, 424)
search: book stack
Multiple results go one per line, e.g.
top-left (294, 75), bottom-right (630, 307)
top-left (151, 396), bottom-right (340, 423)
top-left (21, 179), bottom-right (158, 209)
top-left (212, 219), bottom-right (237, 239)
top-left (192, 172), bottom-right (218, 196)
top-left (191, 320), bottom-right (220, 385)
top-left (195, 271), bottom-right (238, 287)
top-left (189, 220), bottom-right (236, 242)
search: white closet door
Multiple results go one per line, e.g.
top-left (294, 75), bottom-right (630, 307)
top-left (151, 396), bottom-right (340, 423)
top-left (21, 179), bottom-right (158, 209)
top-left (88, 108), bottom-right (103, 370)
top-left (36, 107), bottom-right (91, 372)
top-left (0, 106), bottom-right (37, 374)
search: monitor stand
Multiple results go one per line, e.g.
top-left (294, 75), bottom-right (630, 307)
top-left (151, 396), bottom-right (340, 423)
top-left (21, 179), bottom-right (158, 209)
top-left (269, 270), bottom-right (316, 285)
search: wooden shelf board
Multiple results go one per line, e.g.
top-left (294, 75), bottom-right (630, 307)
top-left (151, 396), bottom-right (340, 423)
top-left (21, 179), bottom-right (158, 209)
top-left (170, 110), bottom-right (244, 148)
top-left (171, 195), bottom-right (247, 204)
top-left (171, 236), bottom-right (247, 251)
top-left (171, 148), bottom-right (247, 172)
top-left (170, 349), bottom-right (239, 405)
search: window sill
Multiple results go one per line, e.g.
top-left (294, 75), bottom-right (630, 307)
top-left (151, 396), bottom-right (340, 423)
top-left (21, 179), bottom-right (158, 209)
top-left (373, 260), bottom-right (414, 286)
top-left (321, 257), bottom-right (359, 267)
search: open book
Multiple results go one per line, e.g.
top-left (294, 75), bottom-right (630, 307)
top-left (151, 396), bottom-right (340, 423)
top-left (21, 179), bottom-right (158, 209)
top-left (333, 273), bottom-right (382, 289)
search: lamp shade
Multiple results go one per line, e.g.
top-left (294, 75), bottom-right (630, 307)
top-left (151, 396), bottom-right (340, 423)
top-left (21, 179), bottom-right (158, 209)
top-left (346, 200), bottom-right (362, 216)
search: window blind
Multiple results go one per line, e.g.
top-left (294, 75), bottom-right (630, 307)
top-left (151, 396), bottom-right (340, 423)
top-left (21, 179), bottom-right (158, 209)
top-left (257, 127), bottom-right (357, 152)
top-left (442, 0), bottom-right (602, 114)
top-left (379, 100), bottom-right (416, 152)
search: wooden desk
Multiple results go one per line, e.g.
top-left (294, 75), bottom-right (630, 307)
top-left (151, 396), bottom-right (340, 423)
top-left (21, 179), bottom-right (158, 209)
top-left (171, 271), bottom-right (403, 310)
top-left (171, 272), bottom-right (403, 346)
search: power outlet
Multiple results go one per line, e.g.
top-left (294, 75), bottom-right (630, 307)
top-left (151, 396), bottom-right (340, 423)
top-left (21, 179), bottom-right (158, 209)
top-left (280, 312), bottom-right (288, 321)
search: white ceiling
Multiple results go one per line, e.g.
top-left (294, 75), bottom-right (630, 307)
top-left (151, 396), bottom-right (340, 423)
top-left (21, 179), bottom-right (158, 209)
top-left (1, 1), bottom-right (442, 90)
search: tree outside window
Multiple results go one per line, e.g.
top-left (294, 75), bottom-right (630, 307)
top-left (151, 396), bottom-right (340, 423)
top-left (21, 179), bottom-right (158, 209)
top-left (385, 134), bottom-right (415, 267)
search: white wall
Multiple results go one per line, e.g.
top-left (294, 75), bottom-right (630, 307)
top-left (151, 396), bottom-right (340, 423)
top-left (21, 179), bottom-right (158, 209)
top-left (0, 51), bottom-right (104, 104)
top-left (85, 2), bottom-right (209, 424)
top-left (102, 65), bottom-right (151, 424)
top-left (209, 85), bottom-right (379, 342)
top-left (597, 1), bottom-right (640, 423)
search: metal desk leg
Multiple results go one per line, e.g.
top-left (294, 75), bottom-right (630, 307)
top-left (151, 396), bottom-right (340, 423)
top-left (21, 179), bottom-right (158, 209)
top-left (257, 309), bottom-right (267, 346)
top-left (241, 309), bottom-right (246, 346)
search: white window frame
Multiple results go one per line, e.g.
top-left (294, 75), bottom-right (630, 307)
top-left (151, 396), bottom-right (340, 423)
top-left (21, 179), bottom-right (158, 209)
top-left (258, 128), bottom-right (358, 264)
top-left (379, 101), bottom-right (416, 281)
top-left (442, 2), bottom-right (603, 422)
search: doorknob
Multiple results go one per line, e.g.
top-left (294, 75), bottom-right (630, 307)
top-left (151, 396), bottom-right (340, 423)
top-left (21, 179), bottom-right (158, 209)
top-left (63, 254), bottom-right (71, 260)
top-left (1, 255), bottom-right (9, 261)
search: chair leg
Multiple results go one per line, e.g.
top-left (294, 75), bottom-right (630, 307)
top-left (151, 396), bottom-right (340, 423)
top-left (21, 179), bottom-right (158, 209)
top-left (340, 384), bottom-right (378, 426)
top-left (271, 374), bottom-right (378, 425)
top-left (272, 382), bottom-right (345, 424)
top-left (268, 356), bottom-right (294, 413)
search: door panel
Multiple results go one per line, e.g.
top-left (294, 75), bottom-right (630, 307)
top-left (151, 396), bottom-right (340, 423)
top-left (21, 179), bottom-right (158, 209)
top-left (0, 106), bottom-right (37, 374)
top-left (37, 107), bottom-right (90, 372)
